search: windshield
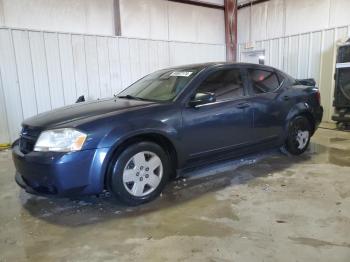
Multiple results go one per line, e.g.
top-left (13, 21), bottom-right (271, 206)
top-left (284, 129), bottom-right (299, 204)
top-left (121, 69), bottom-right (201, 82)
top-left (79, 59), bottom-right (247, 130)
top-left (118, 68), bottom-right (200, 102)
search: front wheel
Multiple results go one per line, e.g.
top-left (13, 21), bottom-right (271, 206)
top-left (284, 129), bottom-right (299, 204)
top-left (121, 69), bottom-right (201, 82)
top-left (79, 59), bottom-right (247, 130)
top-left (107, 141), bottom-right (170, 205)
top-left (283, 116), bottom-right (311, 155)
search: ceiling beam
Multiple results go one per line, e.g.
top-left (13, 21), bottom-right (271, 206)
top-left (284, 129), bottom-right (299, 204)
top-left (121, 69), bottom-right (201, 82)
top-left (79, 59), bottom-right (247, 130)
top-left (238, 0), bottom-right (270, 9)
top-left (167, 0), bottom-right (224, 10)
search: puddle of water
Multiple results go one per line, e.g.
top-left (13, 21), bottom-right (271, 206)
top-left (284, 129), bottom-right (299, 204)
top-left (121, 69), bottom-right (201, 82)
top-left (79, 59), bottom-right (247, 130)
top-left (309, 143), bottom-right (350, 167)
top-left (289, 237), bottom-right (350, 248)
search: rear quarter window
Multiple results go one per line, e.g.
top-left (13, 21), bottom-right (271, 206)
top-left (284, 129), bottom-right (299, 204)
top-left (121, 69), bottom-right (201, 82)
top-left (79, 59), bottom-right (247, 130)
top-left (248, 69), bottom-right (280, 94)
top-left (276, 70), bottom-right (296, 86)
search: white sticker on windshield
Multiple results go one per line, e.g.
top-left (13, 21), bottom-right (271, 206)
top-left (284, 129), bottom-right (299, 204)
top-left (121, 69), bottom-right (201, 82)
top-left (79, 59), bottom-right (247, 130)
top-left (170, 71), bottom-right (193, 77)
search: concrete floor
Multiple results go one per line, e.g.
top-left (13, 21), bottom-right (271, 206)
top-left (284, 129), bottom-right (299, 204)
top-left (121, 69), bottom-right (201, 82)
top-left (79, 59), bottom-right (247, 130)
top-left (0, 127), bottom-right (350, 262)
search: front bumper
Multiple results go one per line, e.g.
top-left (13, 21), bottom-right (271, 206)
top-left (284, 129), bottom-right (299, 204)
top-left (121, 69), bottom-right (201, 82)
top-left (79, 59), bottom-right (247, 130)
top-left (12, 141), bottom-right (109, 196)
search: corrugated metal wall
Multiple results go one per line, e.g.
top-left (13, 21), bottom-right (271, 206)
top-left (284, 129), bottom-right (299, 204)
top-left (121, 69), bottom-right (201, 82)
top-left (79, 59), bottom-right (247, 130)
top-left (0, 27), bottom-right (226, 143)
top-left (238, 25), bottom-right (350, 123)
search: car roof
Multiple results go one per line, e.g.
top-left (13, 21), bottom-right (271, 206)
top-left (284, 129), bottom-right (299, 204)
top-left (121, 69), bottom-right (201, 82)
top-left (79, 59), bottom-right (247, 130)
top-left (166, 62), bottom-right (277, 71)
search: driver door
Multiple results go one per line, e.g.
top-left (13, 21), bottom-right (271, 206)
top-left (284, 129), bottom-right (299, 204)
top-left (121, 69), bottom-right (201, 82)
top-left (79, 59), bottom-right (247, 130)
top-left (181, 67), bottom-right (254, 160)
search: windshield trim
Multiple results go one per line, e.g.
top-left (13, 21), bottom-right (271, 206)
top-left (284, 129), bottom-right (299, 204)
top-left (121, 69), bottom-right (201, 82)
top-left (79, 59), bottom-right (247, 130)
top-left (170, 67), bottom-right (208, 102)
top-left (117, 67), bottom-right (203, 103)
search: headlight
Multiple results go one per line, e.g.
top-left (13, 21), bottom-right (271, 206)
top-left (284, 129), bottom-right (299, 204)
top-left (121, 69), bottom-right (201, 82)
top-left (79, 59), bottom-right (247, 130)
top-left (34, 128), bottom-right (87, 152)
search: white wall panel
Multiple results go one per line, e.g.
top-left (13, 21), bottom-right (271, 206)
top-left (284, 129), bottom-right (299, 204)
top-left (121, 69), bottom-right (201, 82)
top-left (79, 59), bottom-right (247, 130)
top-left (120, 0), bottom-right (150, 39)
top-left (169, 42), bottom-right (192, 66)
top-left (85, 35), bottom-right (101, 99)
top-left (0, 69), bottom-right (10, 143)
top-left (138, 40), bottom-right (151, 78)
top-left (149, 0), bottom-right (169, 40)
top-left (12, 30), bottom-right (38, 119)
top-left (0, 29), bottom-right (23, 141)
top-left (285, 0), bottom-right (329, 36)
top-left (250, 3), bottom-right (268, 42)
top-left (118, 38), bottom-right (133, 87)
top-left (107, 38), bottom-right (123, 94)
top-left (281, 37), bottom-right (289, 72)
top-left (97, 37), bottom-right (112, 98)
top-left (58, 34), bottom-right (77, 105)
top-left (287, 35), bottom-right (299, 77)
top-left (329, 0), bottom-right (350, 28)
top-left (261, 40), bottom-right (270, 65)
top-left (169, 3), bottom-right (198, 43)
top-left (196, 5), bottom-right (225, 44)
top-left (72, 34), bottom-right (89, 99)
top-left (269, 39), bottom-right (279, 68)
top-left (0, 0), bottom-right (4, 26)
top-left (128, 39), bottom-right (142, 83)
top-left (298, 34), bottom-right (310, 79)
top-left (84, 0), bottom-right (114, 35)
top-left (309, 31), bottom-right (322, 84)
top-left (120, 0), bottom-right (225, 45)
top-left (266, 0), bottom-right (284, 39)
top-left (237, 7), bottom-right (250, 44)
top-left (29, 31), bottom-right (52, 113)
top-left (0, 27), bottom-right (225, 143)
top-left (158, 41), bottom-right (170, 69)
top-left (44, 32), bottom-right (65, 109)
top-left (1, 0), bottom-right (114, 35)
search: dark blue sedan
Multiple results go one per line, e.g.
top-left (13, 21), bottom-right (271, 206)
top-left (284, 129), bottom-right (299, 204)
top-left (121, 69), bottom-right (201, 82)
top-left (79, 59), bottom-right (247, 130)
top-left (12, 62), bottom-right (323, 205)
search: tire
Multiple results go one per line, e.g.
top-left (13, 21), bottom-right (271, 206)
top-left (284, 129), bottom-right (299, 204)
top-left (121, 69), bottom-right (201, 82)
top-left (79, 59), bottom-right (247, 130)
top-left (107, 141), bottom-right (170, 205)
top-left (283, 116), bottom-right (311, 155)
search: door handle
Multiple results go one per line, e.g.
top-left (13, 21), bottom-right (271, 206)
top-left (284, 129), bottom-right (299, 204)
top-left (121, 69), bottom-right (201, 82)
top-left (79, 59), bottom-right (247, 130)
top-left (283, 95), bottom-right (289, 101)
top-left (236, 102), bottom-right (250, 109)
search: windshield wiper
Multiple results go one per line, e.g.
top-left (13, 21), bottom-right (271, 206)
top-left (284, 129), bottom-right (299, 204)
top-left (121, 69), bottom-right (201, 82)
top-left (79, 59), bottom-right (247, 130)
top-left (117, 95), bottom-right (143, 100)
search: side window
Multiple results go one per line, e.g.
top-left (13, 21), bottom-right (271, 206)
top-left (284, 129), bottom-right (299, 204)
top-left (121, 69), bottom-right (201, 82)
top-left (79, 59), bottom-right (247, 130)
top-left (248, 69), bottom-right (280, 94)
top-left (275, 71), bottom-right (286, 86)
top-left (196, 69), bottom-right (244, 101)
top-left (277, 70), bottom-right (297, 86)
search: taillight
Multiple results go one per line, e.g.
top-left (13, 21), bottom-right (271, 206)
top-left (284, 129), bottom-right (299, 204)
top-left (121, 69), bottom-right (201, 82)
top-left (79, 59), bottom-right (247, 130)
top-left (315, 90), bottom-right (321, 104)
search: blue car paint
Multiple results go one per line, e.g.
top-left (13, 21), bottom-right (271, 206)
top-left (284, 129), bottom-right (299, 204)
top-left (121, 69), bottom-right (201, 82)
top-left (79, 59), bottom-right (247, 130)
top-left (12, 63), bottom-right (323, 196)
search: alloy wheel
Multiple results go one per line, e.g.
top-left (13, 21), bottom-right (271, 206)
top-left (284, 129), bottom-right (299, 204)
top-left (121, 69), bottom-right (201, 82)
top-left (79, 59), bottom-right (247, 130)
top-left (295, 130), bottom-right (309, 150)
top-left (122, 151), bottom-right (163, 197)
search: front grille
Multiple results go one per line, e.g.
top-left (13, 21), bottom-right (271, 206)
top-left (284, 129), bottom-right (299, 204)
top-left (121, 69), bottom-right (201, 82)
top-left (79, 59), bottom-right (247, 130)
top-left (19, 126), bottom-right (41, 154)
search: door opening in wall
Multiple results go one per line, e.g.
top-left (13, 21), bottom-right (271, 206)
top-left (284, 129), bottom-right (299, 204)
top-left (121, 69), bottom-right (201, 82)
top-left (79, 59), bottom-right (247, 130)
top-left (241, 50), bottom-right (265, 65)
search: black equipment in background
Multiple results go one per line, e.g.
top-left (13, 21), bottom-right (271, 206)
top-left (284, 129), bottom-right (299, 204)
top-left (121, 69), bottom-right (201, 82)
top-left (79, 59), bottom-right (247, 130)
top-left (332, 38), bottom-right (350, 130)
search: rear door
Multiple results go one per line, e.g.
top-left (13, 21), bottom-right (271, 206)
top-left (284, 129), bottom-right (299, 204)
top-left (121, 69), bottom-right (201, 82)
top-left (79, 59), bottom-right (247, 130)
top-left (181, 67), bottom-right (254, 159)
top-left (245, 67), bottom-right (290, 144)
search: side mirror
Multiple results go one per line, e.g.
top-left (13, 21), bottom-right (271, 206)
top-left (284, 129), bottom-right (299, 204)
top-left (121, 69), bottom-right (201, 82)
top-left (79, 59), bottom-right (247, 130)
top-left (189, 92), bottom-right (216, 107)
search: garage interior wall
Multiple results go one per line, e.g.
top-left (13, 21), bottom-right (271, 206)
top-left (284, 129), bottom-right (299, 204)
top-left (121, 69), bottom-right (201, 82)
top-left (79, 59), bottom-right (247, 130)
top-left (0, 0), bottom-right (115, 35)
top-left (0, 0), bottom-right (226, 144)
top-left (237, 0), bottom-right (350, 122)
top-left (119, 0), bottom-right (225, 44)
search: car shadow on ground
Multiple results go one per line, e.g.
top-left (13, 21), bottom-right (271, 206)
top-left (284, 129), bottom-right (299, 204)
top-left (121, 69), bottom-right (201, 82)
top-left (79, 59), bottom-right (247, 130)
top-left (20, 147), bottom-right (316, 227)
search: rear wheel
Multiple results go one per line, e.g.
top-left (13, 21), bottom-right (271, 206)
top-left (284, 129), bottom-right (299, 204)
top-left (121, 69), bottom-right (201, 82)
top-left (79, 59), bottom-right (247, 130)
top-left (107, 141), bottom-right (170, 205)
top-left (283, 116), bottom-right (311, 155)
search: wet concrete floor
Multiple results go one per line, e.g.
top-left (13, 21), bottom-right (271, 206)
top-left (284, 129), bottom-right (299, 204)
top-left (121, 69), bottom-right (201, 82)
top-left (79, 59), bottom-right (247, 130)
top-left (0, 127), bottom-right (350, 261)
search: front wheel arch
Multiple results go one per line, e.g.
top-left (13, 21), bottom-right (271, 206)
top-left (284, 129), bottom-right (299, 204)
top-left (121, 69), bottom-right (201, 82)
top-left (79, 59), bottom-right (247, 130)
top-left (106, 141), bottom-right (171, 205)
top-left (103, 133), bottom-right (178, 190)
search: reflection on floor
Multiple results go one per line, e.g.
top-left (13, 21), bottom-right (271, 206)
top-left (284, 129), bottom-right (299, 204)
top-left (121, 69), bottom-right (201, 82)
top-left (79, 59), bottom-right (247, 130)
top-left (0, 127), bottom-right (350, 261)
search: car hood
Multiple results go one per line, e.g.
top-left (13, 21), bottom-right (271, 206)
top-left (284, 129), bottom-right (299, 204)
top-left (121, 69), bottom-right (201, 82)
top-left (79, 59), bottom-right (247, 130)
top-left (23, 98), bottom-right (157, 129)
